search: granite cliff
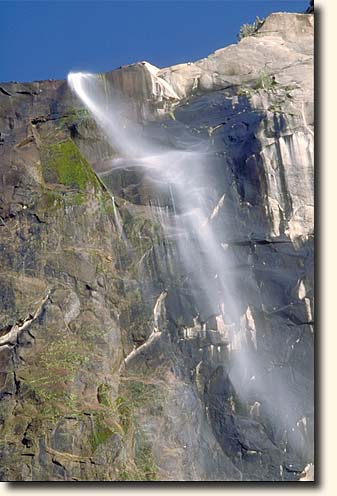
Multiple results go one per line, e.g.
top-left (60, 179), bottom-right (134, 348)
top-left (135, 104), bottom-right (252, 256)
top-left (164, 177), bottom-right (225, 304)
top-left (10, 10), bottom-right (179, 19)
top-left (0, 12), bottom-right (314, 481)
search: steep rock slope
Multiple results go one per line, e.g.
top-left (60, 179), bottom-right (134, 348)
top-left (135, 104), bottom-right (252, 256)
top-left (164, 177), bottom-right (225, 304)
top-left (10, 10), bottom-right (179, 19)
top-left (0, 13), bottom-right (314, 481)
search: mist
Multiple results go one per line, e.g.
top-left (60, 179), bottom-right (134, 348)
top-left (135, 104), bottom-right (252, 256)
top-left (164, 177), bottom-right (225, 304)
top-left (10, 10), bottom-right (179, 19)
top-left (68, 71), bottom-right (312, 464)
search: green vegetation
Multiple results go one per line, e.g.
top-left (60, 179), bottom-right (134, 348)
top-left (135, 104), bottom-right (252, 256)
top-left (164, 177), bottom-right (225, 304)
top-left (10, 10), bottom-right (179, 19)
top-left (117, 430), bottom-right (158, 481)
top-left (19, 380), bottom-right (79, 421)
top-left (99, 192), bottom-right (118, 217)
top-left (41, 189), bottom-right (64, 210)
top-left (91, 425), bottom-right (114, 450)
top-left (91, 389), bottom-right (134, 451)
top-left (91, 411), bottom-right (119, 451)
top-left (56, 108), bottom-right (90, 131)
top-left (120, 377), bottom-right (165, 411)
top-left (97, 383), bottom-right (113, 407)
top-left (41, 138), bottom-right (98, 190)
top-left (38, 338), bottom-right (88, 372)
top-left (237, 69), bottom-right (280, 98)
top-left (114, 379), bottom-right (164, 480)
top-left (285, 84), bottom-right (297, 93)
top-left (73, 192), bottom-right (85, 205)
top-left (123, 380), bottom-right (160, 408)
top-left (114, 396), bottom-right (132, 433)
top-left (39, 189), bottom-right (87, 214)
top-left (16, 330), bottom-right (93, 423)
top-left (135, 435), bottom-right (158, 481)
top-left (254, 69), bottom-right (278, 91)
top-left (237, 16), bottom-right (264, 41)
top-left (267, 103), bottom-right (283, 113)
top-left (12, 352), bottom-right (159, 479)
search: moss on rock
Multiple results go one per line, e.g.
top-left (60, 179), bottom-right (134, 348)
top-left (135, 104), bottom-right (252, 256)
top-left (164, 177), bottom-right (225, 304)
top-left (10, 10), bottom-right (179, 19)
top-left (41, 138), bottom-right (99, 190)
top-left (117, 428), bottom-right (158, 481)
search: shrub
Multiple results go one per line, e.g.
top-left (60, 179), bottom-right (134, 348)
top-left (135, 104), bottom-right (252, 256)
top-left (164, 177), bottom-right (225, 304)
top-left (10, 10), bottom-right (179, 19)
top-left (238, 16), bottom-right (264, 41)
top-left (254, 69), bottom-right (278, 91)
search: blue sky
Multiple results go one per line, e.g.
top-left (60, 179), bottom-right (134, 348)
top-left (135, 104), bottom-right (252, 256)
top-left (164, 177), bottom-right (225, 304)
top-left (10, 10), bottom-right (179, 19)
top-left (1, 0), bottom-right (309, 83)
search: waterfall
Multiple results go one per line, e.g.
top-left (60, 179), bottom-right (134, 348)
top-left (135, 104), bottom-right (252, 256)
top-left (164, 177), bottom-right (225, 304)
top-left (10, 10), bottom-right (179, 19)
top-left (111, 195), bottom-right (125, 239)
top-left (70, 73), bottom-right (227, 309)
top-left (68, 71), bottom-right (310, 461)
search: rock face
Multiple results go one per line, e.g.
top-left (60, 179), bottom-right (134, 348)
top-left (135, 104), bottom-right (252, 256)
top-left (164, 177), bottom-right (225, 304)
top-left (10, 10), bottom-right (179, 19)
top-left (0, 13), bottom-right (314, 481)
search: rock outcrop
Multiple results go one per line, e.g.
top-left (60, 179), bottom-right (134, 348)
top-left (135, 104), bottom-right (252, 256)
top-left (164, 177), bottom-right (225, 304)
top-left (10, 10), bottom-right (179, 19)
top-left (0, 12), bottom-right (314, 481)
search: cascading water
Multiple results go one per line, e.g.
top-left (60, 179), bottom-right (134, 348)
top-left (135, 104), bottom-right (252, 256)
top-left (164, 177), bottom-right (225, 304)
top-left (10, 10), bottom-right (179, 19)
top-left (111, 196), bottom-right (125, 240)
top-left (68, 71), bottom-right (312, 472)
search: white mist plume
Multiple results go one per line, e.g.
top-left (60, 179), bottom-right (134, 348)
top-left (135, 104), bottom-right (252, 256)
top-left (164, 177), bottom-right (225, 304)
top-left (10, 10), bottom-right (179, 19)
top-left (68, 71), bottom-right (311, 461)
top-left (68, 72), bottom-right (155, 158)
